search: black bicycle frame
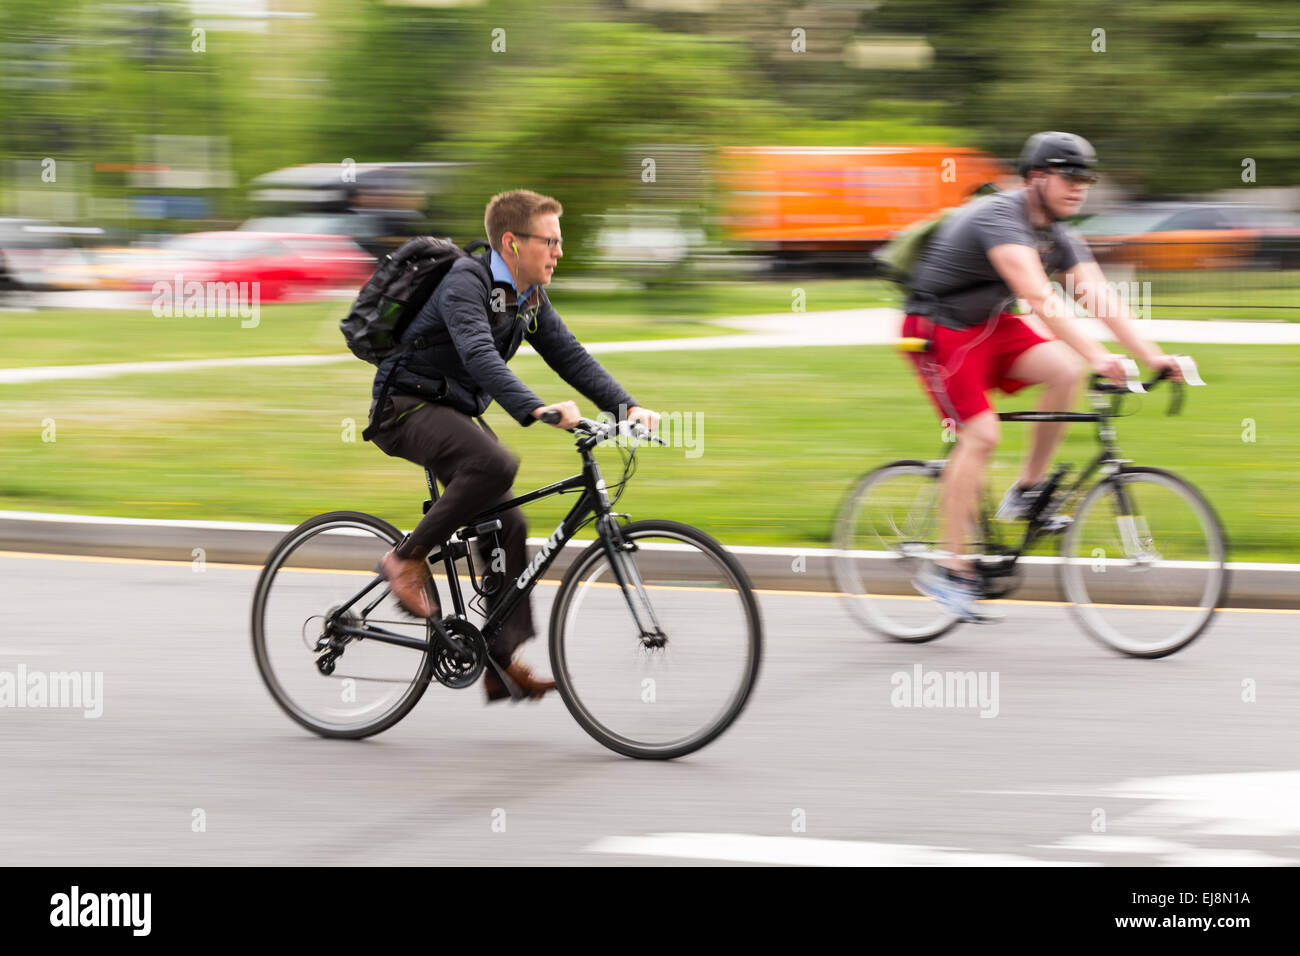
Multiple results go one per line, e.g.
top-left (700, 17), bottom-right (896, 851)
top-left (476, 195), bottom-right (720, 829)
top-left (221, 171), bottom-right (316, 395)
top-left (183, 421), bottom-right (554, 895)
top-left (991, 396), bottom-right (1138, 555)
top-left (326, 440), bottom-right (639, 653)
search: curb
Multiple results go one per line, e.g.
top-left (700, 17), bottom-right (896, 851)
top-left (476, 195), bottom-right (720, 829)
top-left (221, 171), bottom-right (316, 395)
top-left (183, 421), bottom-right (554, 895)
top-left (0, 511), bottom-right (1294, 609)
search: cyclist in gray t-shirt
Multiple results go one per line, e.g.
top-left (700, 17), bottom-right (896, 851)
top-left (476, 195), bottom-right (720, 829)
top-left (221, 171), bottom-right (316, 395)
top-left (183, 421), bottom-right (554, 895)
top-left (906, 188), bottom-right (1094, 329)
top-left (900, 132), bottom-right (1190, 623)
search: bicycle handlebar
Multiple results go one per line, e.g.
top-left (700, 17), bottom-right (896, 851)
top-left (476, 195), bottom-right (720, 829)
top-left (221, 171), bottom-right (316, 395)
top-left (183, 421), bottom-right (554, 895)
top-left (1089, 355), bottom-right (1204, 416)
top-left (538, 410), bottom-right (667, 446)
top-left (1089, 354), bottom-right (1205, 395)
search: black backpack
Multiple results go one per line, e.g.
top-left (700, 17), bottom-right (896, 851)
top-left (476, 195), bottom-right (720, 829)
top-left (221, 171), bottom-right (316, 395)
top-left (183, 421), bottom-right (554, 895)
top-left (343, 236), bottom-right (490, 440)
top-left (340, 236), bottom-right (490, 364)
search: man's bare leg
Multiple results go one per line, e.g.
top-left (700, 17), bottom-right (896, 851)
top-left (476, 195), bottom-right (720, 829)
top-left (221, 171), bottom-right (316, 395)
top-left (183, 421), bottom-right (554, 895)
top-left (940, 410), bottom-right (999, 574)
top-left (1007, 341), bottom-right (1083, 487)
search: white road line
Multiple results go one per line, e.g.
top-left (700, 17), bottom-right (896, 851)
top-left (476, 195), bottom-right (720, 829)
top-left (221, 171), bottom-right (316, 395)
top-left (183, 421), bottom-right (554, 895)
top-left (1033, 835), bottom-right (1189, 854)
top-left (587, 833), bottom-right (1092, 866)
top-left (1018, 771), bottom-right (1300, 865)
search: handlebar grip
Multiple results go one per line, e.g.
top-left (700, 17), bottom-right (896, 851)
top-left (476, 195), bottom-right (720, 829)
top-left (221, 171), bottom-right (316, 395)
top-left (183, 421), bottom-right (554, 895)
top-left (540, 410), bottom-right (561, 426)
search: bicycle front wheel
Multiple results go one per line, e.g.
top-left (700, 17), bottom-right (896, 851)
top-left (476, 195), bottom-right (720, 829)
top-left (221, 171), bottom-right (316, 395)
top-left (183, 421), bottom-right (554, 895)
top-left (1060, 467), bottom-right (1227, 658)
top-left (833, 461), bottom-right (959, 641)
top-left (251, 511), bottom-right (434, 738)
top-left (549, 520), bottom-right (762, 760)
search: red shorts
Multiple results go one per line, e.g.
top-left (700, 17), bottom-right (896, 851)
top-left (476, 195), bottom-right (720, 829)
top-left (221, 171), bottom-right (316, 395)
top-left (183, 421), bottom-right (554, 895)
top-left (901, 312), bottom-right (1051, 425)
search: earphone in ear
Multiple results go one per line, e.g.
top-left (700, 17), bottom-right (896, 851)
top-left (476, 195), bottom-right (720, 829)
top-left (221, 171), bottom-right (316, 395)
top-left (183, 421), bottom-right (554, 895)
top-left (510, 240), bottom-right (519, 255)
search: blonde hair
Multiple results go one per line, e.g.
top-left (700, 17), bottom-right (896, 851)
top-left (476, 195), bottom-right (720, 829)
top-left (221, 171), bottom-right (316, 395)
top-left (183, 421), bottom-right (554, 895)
top-left (484, 190), bottom-right (563, 253)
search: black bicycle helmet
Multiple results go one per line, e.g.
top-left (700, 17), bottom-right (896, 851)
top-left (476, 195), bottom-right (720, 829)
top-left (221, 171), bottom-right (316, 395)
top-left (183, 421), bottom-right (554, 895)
top-left (1017, 131), bottom-right (1097, 178)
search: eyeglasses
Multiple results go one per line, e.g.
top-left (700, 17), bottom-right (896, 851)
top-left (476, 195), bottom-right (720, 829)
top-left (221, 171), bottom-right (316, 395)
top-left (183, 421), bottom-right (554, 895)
top-left (515, 233), bottom-right (563, 250)
top-left (1049, 169), bottom-right (1098, 186)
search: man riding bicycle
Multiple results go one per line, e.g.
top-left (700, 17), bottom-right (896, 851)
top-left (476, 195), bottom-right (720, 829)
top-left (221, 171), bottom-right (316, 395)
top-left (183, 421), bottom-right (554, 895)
top-left (900, 131), bottom-right (1189, 622)
top-left (367, 189), bottom-right (659, 699)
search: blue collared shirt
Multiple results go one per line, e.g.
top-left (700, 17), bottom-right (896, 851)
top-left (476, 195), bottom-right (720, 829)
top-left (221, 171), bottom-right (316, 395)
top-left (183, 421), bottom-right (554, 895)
top-left (490, 249), bottom-right (539, 307)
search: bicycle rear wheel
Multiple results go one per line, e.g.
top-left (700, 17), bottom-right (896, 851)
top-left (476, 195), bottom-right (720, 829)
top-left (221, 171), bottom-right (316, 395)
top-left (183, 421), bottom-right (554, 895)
top-left (833, 461), bottom-right (959, 641)
top-left (1060, 467), bottom-right (1227, 658)
top-left (251, 511), bottom-right (434, 738)
top-left (549, 520), bottom-right (762, 760)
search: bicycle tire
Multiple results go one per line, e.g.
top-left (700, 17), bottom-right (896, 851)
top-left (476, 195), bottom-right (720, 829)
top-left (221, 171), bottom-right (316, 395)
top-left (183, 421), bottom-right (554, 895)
top-left (549, 520), bottom-right (762, 760)
top-left (251, 510), bottom-right (434, 738)
top-left (1059, 467), bottom-right (1228, 658)
top-left (833, 460), bottom-right (960, 642)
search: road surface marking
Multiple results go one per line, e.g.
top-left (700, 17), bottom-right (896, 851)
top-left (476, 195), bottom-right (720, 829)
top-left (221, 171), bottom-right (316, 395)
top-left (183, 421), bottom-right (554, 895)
top-left (587, 832), bottom-right (1092, 866)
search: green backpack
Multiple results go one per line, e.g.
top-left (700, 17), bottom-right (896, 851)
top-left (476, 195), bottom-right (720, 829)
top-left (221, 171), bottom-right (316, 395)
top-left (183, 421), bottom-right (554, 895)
top-left (874, 182), bottom-right (1001, 286)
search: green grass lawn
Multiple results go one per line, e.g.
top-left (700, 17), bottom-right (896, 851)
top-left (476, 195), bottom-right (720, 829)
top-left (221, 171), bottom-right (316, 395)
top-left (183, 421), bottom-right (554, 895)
top-left (4, 342), bottom-right (1296, 561)
top-left (3, 279), bottom-right (897, 369)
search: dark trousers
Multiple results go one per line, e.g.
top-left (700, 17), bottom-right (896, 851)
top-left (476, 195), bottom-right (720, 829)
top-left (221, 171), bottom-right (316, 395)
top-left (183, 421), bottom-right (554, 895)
top-left (369, 394), bottom-right (534, 664)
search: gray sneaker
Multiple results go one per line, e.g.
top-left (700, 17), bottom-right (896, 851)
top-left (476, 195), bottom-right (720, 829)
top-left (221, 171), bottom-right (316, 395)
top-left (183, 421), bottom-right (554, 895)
top-left (995, 481), bottom-right (1046, 521)
top-left (913, 563), bottom-right (1003, 624)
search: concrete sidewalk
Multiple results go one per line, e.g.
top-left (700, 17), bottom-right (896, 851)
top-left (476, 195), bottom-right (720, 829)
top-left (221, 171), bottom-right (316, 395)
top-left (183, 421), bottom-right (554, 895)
top-left (4, 311), bottom-right (1297, 385)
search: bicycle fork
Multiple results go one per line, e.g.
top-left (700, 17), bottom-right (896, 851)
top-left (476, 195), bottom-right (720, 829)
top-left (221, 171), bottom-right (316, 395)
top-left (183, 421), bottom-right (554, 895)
top-left (598, 516), bottom-right (668, 648)
top-left (1108, 479), bottom-right (1159, 564)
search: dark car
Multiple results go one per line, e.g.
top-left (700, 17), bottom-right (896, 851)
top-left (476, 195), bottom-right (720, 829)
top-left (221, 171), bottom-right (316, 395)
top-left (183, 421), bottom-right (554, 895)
top-left (245, 162), bottom-right (462, 256)
top-left (0, 218), bottom-right (99, 289)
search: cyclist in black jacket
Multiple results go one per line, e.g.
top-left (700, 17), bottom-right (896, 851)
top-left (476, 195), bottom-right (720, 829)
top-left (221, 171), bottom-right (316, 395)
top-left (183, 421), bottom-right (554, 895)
top-left (368, 190), bottom-right (659, 700)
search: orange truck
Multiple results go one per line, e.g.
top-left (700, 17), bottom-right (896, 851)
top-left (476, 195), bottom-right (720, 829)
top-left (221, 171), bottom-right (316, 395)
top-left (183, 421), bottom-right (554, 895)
top-left (719, 145), bottom-right (1011, 256)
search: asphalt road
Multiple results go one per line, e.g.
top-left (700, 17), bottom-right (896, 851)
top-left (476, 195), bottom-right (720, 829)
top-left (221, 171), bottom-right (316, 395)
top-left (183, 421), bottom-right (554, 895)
top-left (1, 551), bottom-right (1297, 866)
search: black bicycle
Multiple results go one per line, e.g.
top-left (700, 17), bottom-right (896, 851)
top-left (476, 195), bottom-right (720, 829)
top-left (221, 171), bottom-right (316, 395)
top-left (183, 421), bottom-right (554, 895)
top-left (833, 358), bottom-right (1227, 658)
top-left (252, 414), bottom-right (762, 759)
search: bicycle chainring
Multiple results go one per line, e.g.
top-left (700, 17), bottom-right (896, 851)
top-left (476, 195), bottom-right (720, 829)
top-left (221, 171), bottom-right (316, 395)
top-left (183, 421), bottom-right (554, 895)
top-left (431, 617), bottom-right (488, 689)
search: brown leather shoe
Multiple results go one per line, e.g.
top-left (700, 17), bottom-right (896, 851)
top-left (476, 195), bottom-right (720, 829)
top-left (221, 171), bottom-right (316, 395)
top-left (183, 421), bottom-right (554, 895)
top-left (377, 549), bottom-right (438, 619)
top-left (483, 660), bottom-right (557, 702)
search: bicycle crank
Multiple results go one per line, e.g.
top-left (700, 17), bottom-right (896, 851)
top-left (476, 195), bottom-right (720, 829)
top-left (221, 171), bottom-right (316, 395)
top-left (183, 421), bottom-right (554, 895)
top-left (431, 617), bottom-right (488, 689)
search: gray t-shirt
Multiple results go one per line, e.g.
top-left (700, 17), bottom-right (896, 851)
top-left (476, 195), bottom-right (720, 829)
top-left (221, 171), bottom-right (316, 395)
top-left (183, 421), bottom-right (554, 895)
top-left (904, 189), bottom-right (1094, 329)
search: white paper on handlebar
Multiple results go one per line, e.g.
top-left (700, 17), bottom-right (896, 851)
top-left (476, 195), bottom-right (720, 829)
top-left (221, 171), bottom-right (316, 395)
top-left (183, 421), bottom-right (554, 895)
top-left (1119, 357), bottom-right (1146, 393)
top-left (1172, 355), bottom-right (1205, 387)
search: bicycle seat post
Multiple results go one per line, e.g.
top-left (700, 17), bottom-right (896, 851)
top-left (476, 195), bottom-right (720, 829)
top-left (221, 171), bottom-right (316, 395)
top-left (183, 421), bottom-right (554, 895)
top-left (424, 467), bottom-right (440, 512)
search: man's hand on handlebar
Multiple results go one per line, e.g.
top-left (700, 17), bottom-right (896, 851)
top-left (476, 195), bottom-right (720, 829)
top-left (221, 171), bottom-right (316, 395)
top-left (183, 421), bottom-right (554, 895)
top-left (1090, 352), bottom-right (1129, 384)
top-left (1144, 353), bottom-right (1189, 384)
top-left (533, 401), bottom-right (581, 429)
top-left (627, 405), bottom-right (660, 433)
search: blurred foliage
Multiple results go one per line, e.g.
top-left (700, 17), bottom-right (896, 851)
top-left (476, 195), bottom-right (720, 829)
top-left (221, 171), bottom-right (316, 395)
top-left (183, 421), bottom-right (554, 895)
top-left (1, 0), bottom-right (1298, 242)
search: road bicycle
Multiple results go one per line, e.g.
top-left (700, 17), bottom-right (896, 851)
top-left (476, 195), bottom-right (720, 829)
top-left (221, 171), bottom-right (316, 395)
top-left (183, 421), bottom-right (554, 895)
top-left (252, 414), bottom-right (762, 759)
top-left (833, 358), bottom-right (1227, 658)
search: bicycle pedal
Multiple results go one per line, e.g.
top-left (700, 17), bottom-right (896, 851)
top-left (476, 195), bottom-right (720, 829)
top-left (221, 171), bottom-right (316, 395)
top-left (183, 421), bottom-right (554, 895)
top-left (1040, 514), bottom-right (1073, 533)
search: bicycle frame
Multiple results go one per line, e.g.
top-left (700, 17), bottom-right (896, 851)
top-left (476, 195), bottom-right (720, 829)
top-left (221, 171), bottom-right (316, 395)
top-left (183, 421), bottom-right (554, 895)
top-left (921, 388), bottom-right (1145, 582)
top-left (324, 435), bottom-right (661, 656)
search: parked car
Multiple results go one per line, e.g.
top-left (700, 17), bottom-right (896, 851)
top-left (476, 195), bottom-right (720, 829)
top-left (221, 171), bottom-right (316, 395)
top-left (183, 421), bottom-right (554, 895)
top-left (139, 232), bottom-right (374, 302)
top-left (1078, 203), bottom-right (1300, 271)
top-left (237, 213), bottom-right (406, 258)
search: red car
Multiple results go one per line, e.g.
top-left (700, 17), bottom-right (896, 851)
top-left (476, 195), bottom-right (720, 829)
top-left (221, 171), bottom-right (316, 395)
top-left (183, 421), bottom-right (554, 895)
top-left (140, 231), bottom-right (375, 302)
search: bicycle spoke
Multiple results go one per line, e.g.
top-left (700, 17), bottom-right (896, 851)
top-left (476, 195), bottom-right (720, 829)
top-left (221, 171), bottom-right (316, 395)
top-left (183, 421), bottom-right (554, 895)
top-left (1061, 469), bottom-right (1225, 657)
top-left (252, 513), bottom-right (433, 738)
top-left (551, 522), bottom-right (761, 759)
top-left (834, 462), bottom-right (959, 641)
